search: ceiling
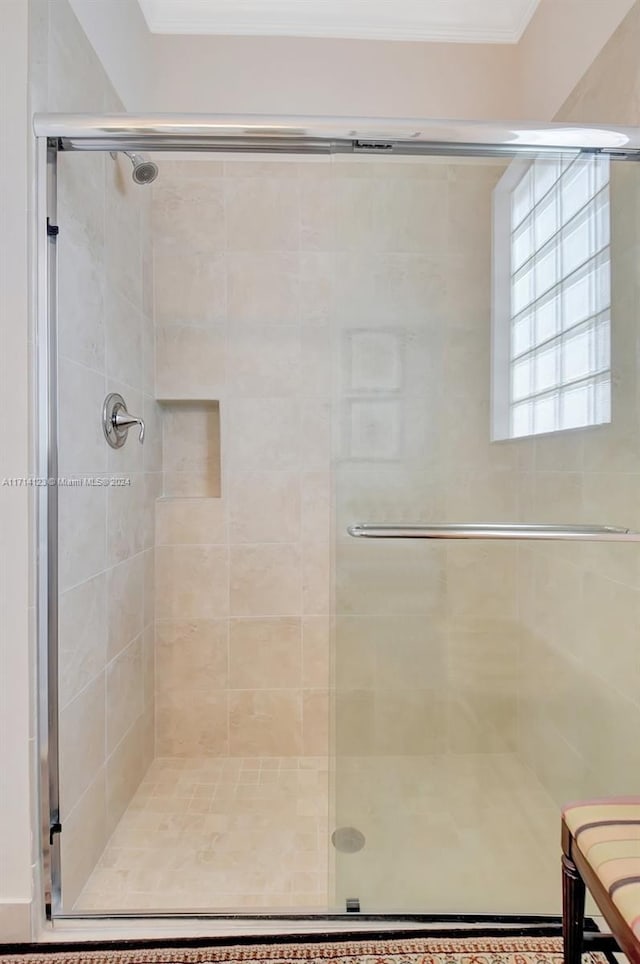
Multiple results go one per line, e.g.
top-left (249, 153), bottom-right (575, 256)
top-left (137, 0), bottom-right (542, 43)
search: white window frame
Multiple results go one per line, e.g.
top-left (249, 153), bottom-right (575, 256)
top-left (491, 152), bottom-right (611, 441)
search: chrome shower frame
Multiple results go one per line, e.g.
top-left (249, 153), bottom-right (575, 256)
top-left (34, 113), bottom-right (640, 928)
top-left (36, 134), bottom-right (61, 921)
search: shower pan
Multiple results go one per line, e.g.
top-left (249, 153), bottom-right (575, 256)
top-left (34, 112), bottom-right (640, 925)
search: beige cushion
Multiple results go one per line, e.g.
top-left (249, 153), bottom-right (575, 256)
top-left (565, 798), bottom-right (640, 940)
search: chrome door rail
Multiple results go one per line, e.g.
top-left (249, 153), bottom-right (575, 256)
top-left (33, 113), bottom-right (640, 157)
top-left (348, 523), bottom-right (640, 542)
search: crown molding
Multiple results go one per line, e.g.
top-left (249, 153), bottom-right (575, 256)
top-left (138, 0), bottom-right (542, 44)
top-left (512, 0), bottom-right (542, 41)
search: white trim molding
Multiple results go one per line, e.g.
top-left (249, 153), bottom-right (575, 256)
top-left (137, 0), bottom-right (542, 44)
top-left (0, 900), bottom-right (32, 942)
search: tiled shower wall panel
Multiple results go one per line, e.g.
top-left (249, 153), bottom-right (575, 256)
top-left (331, 159), bottom-right (520, 758)
top-left (152, 157), bottom-right (515, 760)
top-left (152, 160), bottom-right (332, 758)
top-left (514, 3), bottom-right (640, 806)
top-left (36, 0), bottom-right (159, 906)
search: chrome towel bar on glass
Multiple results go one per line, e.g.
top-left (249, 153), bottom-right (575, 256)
top-left (347, 523), bottom-right (640, 542)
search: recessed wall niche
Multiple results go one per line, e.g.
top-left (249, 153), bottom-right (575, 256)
top-left (160, 400), bottom-right (221, 497)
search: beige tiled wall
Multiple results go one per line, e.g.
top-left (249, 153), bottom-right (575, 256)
top-left (41, 0), bottom-right (158, 907)
top-left (152, 157), bottom-right (510, 761)
top-left (152, 160), bottom-right (332, 758)
top-left (331, 159), bottom-right (515, 757)
top-left (513, 1), bottom-right (640, 806)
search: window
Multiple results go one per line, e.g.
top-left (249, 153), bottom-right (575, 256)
top-left (492, 153), bottom-right (611, 440)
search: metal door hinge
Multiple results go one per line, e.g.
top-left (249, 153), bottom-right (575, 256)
top-left (46, 218), bottom-right (59, 237)
top-left (49, 821), bottom-right (62, 845)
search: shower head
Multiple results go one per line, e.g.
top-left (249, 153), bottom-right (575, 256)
top-left (110, 151), bottom-right (158, 185)
top-left (125, 152), bottom-right (158, 185)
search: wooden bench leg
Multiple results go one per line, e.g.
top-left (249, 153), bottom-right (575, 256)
top-left (562, 853), bottom-right (586, 964)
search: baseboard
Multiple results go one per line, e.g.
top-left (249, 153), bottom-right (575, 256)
top-left (0, 900), bottom-right (32, 942)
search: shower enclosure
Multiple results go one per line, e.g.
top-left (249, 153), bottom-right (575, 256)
top-left (35, 113), bottom-right (640, 921)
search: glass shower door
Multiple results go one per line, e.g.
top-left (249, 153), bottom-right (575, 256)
top-left (330, 150), bottom-right (640, 914)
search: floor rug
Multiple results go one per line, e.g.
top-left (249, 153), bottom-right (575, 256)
top-left (0, 935), bottom-right (612, 964)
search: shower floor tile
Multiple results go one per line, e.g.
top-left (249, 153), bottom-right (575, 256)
top-left (74, 756), bottom-right (330, 912)
top-left (333, 753), bottom-right (563, 915)
top-left (75, 752), bottom-right (563, 916)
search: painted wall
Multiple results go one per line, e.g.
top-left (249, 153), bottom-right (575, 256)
top-left (148, 35), bottom-right (521, 119)
top-left (518, 0), bottom-right (636, 120)
top-left (67, 0), bottom-right (153, 111)
top-left (556, 0), bottom-right (640, 125)
top-left (0, 0), bottom-right (34, 941)
top-left (68, 0), bottom-right (634, 122)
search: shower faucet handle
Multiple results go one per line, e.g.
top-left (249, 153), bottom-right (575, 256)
top-left (102, 393), bottom-right (145, 448)
top-left (113, 407), bottom-right (145, 443)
